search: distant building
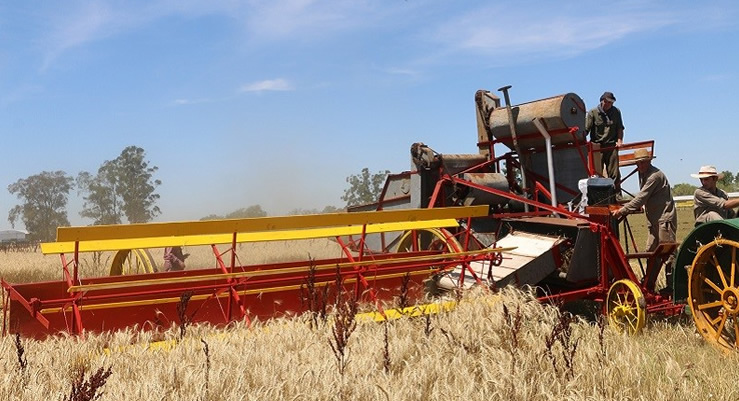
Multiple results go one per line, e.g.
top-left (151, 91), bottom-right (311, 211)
top-left (0, 229), bottom-right (28, 242)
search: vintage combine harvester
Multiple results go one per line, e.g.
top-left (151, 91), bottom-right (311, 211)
top-left (3, 85), bottom-right (737, 352)
top-left (350, 85), bottom-right (739, 351)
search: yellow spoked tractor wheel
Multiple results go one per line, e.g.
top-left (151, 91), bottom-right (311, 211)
top-left (395, 228), bottom-right (463, 254)
top-left (688, 239), bottom-right (739, 351)
top-left (606, 279), bottom-right (647, 335)
top-left (110, 249), bottom-right (158, 276)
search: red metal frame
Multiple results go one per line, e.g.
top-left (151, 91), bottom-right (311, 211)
top-left (1, 219), bottom-right (504, 339)
top-left (424, 135), bottom-right (682, 317)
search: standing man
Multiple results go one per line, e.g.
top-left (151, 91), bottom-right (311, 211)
top-left (692, 165), bottom-right (739, 224)
top-left (612, 149), bottom-right (677, 252)
top-left (163, 246), bottom-right (189, 272)
top-left (586, 91), bottom-right (625, 187)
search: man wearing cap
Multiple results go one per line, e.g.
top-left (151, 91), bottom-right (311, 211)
top-left (612, 149), bottom-right (677, 251)
top-left (586, 91), bottom-right (625, 186)
top-left (692, 166), bottom-right (739, 224)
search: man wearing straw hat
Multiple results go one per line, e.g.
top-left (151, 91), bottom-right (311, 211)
top-left (612, 148), bottom-right (677, 251)
top-left (692, 166), bottom-right (739, 224)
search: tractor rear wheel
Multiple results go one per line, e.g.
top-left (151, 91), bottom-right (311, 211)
top-left (688, 238), bottom-right (739, 351)
top-left (606, 279), bottom-right (647, 335)
top-left (110, 249), bottom-right (157, 276)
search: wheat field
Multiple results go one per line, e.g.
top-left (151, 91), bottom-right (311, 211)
top-left (1, 287), bottom-right (736, 401)
top-left (2, 210), bottom-right (737, 401)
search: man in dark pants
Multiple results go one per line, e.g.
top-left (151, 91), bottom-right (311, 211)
top-left (586, 91), bottom-right (625, 188)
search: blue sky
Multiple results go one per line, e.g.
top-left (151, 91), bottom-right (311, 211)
top-left (0, 1), bottom-right (737, 229)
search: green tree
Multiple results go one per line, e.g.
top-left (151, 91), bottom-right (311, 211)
top-left (225, 205), bottom-right (267, 218)
top-left (116, 146), bottom-right (162, 223)
top-left (8, 171), bottom-right (73, 241)
top-left (718, 170), bottom-right (737, 192)
top-left (320, 205), bottom-right (342, 214)
top-left (77, 161), bottom-right (123, 225)
top-left (672, 183), bottom-right (698, 196)
top-left (287, 205), bottom-right (343, 215)
top-left (78, 146), bottom-right (161, 224)
top-left (341, 168), bottom-right (390, 207)
top-left (200, 205), bottom-right (268, 220)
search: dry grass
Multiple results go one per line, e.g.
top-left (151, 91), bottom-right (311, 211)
top-left (620, 206), bottom-right (694, 250)
top-left (1, 288), bottom-right (736, 401)
top-left (0, 239), bottom-right (347, 284)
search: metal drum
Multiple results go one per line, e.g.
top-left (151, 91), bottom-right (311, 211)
top-left (460, 172), bottom-right (510, 206)
top-left (488, 93), bottom-right (586, 150)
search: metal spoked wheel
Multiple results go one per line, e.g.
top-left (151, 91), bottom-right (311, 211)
top-left (394, 228), bottom-right (463, 254)
top-left (688, 238), bottom-right (739, 351)
top-left (110, 249), bottom-right (158, 275)
top-left (395, 228), bottom-right (465, 295)
top-left (607, 279), bottom-right (647, 335)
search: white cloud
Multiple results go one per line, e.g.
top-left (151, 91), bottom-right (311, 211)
top-left (429, 4), bottom-right (680, 62)
top-left (240, 78), bottom-right (293, 92)
top-left (699, 73), bottom-right (734, 83)
top-left (419, 2), bottom-right (736, 67)
top-left (0, 84), bottom-right (45, 106)
top-left (242, 0), bottom-right (373, 40)
top-left (34, 1), bottom-right (736, 73)
top-left (38, 0), bottom-right (381, 68)
top-left (384, 68), bottom-right (420, 77)
top-left (173, 98), bottom-right (214, 105)
top-left (39, 0), bottom-right (242, 70)
top-left (41, 2), bottom-right (115, 69)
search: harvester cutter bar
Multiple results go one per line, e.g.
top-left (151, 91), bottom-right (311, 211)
top-left (38, 267), bottom-right (444, 315)
top-left (62, 247), bottom-right (507, 294)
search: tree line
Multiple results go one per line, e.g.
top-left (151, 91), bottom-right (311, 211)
top-left (7, 146), bottom-right (161, 241)
top-left (7, 153), bottom-right (390, 242)
top-left (198, 168), bottom-right (390, 220)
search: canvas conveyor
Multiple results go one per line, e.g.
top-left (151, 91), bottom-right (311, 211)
top-left (437, 231), bottom-right (563, 291)
top-left (435, 216), bottom-right (604, 291)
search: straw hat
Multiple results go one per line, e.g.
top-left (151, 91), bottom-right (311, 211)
top-left (632, 148), bottom-right (654, 162)
top-left (691, 165), bottom-right (724, 179)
